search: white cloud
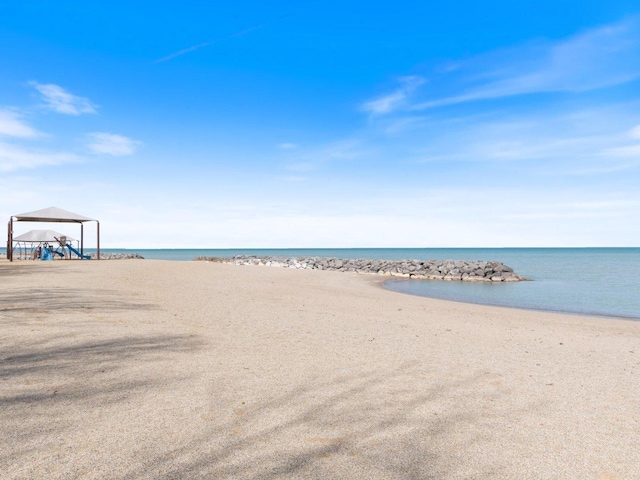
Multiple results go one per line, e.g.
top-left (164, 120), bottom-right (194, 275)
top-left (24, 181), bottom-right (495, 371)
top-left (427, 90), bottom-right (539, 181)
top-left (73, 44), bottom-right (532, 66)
top-left (363, 91), bottom-right (406, 115)
top-left (276, 175), bottom-right (307, 182)
top-left (378, 116), bottom-right (429, 135)
top-left (369, 102), bottom-right (640, 178)
top-left (410, 16), bottom-right (640, 110)
top-left (285, 162), bottom-right (315, 172)
top-left (362, 76), bottom-right (425, 115)
top-left (602, 143), bottom-right (640, 158)
top-left (279, 139), bottom-right (365, 176)
top-left (0, 141), bottom-right (78, 172)
top-left (30, 81), bottom-right (97, 115)
top-left (595, 121), bottom-right (640, 159)
top-left (154, 20), bottom-right (273, 63)
top-left (278, 142), bottom-right (298, 150)
top-left (324, 141), bottom-right (363, 160)
top-left (0, 109), bottom-right (40, 138)
top-left (86, 132), bottom-right (141, 156)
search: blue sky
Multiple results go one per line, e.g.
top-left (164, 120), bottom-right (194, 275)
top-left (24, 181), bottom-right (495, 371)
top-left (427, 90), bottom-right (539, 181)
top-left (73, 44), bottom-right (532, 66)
top-left (1, 1), bottom-right (639, 247)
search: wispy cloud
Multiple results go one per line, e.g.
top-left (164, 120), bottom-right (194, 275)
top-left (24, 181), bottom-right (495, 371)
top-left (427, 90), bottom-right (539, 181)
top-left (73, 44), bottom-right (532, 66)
top-left (600, 123), bottom-right (640, 158)
top-left (276, 175), bottom-right (307, 182)
top-left (86, 132), bottom-right (141, 156)
top-left (377, 116), bottom-right (429, 135)
top-left (602, 144), bottom-right (640, 158)
top-left (0, 105), bottom-right (78, 172)
top-left (29, 82), bottom-right (97, 115)
top-left (284, 162), bottom-right (315, 172)
top-left (321, 139), bottom-right (364, 160)
top-left (0, 141), bottom-right (78, 172)
top-left (361, 76), bottom-right (425, 115)
top-left (406, 105), bottom-right (640, 176)
top-left (0, 87), bottom-right (139, 173)
top-left (352, 16), bottom-right (640, 186)
top-left (278, 139), bottom-right (365, 177)
top-left (0, 109), bottom-right (40, 138)
top-left (155, 15), bottom-right (287, 63)
top-left (278, 142), bottom-right (298, 150)
top-left (410, 16), bottom-right (640, 110)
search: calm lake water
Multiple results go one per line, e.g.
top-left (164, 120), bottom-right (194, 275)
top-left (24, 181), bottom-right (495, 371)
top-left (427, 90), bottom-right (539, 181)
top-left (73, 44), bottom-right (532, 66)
top-left (3, 247), bottom-right (638, 320)
top-left (382, 248), bottom-right (640, 320)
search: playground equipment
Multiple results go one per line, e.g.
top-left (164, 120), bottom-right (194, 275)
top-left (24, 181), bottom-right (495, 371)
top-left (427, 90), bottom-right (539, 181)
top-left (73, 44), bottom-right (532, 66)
top-left (11, 230), bottom-right (78, 260)
top-left (57, 237), bottom-right (91, 260)
top-left (7, 206), bottom-right (99, 261)
top-left (66, 244), bottom-right (91, 260)
top-left (9, 228), bottom-right (95, 261)
top-left (41, 246), bottom-right (53, 261)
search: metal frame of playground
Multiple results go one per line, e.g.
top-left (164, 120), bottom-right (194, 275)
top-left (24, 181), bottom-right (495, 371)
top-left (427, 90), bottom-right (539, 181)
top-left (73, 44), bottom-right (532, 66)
top-left (7, 207), bottom-right (100, 261)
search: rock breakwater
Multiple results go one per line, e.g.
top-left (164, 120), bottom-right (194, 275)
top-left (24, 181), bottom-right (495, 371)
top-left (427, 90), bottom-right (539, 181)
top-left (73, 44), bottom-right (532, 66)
top-left (90, 252), bottom-right (145, 260)
top-left (198, 255), bottom-right (527, 282)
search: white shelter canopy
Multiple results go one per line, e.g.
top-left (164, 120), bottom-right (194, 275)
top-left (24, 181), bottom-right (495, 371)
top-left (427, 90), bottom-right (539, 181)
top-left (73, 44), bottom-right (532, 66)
top-left (13, 230), bottom-right (78, 243)
top-left (14, 206), bottom-right (95, 223)
top-left (8, 206), bottom-right (100, 261)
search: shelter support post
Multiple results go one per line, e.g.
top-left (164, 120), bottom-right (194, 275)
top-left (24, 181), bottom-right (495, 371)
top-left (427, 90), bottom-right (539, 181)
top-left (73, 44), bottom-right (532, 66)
top-left (80, 223), bottom-right (84, 255)
top-left (97, 221), bottom-right (100, 260)
top-left (8, 217), bottom-right (13, 262)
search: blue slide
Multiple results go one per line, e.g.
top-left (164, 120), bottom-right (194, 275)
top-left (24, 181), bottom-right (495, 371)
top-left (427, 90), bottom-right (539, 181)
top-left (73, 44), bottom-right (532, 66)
top-left (41, 246), bottom-right (53, 261)
top-left (66, 244), bottom-right (91, 260)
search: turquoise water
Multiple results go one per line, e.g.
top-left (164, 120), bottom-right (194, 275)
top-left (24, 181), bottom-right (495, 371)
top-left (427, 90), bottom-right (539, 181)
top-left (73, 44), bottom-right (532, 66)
top-left (3, 247), bottom-right (638, 320)
top-left (383, 248), bottom-right (640, 320)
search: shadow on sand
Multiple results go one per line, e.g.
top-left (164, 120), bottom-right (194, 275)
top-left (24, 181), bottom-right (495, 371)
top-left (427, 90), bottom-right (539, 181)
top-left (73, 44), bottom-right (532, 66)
top-left (0, 262), bottom-right (74, 277)
top-left (0, 287), bottom-right (154, 315)
top-left (1, 334), bottom-right (205, 469)
top-left (121, 364), bottom-right (521, 479)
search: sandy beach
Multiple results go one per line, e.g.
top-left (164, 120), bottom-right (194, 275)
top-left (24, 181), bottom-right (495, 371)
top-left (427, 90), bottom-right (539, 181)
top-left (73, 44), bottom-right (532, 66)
top-left (1, 259), bottom-right (638, 479)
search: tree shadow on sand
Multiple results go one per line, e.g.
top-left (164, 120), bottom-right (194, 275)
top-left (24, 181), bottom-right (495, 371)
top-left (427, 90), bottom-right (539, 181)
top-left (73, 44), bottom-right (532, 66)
top-left (121, 362), bottom-right (533, 479)
top-left (0, 287), bottom-right (154, 315)
top-left (0, 334), bottom-right (205, 471)
top-left (0, 262), bottom-right (75, 277)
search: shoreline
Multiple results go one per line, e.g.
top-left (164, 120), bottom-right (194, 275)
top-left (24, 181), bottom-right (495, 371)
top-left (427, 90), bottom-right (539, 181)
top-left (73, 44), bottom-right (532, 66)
top-left (379, 276), bottom-right (640, 323)
top-left (342, 267), bottom-right (640, 324)
top-left (3, 256), bottom-right (637, 322)
top-left (201, 256), bottom-right (640, 322)
top-left (3, 256), bottom-right (637, 327)
top-left (377, 276), bottom-right (640, 324)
